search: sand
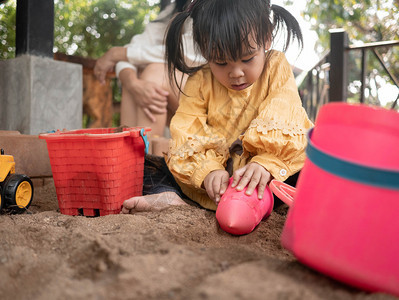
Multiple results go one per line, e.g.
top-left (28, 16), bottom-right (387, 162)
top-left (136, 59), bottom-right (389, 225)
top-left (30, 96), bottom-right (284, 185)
top-left (0, 180), bottom-right (396, 300)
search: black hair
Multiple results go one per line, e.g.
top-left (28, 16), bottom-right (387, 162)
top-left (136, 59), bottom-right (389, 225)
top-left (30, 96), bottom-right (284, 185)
top-left (174, 0), bottom-right (189, 13)
top-left (156, 0), bottom-right (190, 21)
top-left (165, 0), bottom-right (303, 89)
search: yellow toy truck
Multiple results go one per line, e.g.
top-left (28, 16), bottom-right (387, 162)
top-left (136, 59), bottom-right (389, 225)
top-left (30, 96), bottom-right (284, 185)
top-left (0, 149), bottom-right (34, 212)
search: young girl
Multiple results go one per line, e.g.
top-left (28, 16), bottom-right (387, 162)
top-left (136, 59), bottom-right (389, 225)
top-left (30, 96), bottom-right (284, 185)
top-left (121, 0), bottom-right (313, 214)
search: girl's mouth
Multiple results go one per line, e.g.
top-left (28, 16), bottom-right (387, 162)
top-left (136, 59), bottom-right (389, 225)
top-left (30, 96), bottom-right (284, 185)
top-left (231, 83), bottom-right (250, 91)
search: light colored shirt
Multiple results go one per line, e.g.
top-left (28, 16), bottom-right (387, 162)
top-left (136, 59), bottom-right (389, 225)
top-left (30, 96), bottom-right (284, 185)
top-left (115, 4), bottom-right (205, 77)
top-left (166, 50), bottom-right (314, 210)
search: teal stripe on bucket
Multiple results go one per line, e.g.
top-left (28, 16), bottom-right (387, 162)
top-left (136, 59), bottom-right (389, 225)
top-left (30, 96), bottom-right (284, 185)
top-left (306, 128), bottom-right (399, 190)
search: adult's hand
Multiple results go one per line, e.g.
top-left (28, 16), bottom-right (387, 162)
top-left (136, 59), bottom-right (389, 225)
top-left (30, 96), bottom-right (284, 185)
top-left (120, 70), bottom-right (169, 123)
top-left (94, 47), bottom-right (127, 84)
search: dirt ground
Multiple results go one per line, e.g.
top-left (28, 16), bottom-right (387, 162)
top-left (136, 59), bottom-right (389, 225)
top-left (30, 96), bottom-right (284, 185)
top-left (0, 180), bottom-right (396, 300)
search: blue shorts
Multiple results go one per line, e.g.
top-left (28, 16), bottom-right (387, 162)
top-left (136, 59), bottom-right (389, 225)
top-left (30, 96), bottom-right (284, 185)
top-left (142, 155), bottom-right (200, 206)
top-left (143, 155), bottom-right (184, 196)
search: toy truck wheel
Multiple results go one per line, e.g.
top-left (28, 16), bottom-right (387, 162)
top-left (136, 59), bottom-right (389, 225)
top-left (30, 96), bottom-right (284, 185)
top-left (3, 174), bottom-right (34, 211)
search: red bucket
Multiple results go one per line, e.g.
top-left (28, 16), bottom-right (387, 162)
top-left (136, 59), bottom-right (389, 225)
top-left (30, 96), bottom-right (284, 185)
top-left (271, 103), bottom-right (399, 296)
top-left (39, 127), bottom-right (150, 216)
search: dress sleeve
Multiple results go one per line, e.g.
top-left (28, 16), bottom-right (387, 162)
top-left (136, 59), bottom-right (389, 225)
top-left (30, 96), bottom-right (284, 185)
top-left (241, 53), bottom-right (314, 181)
top-left (115, 61), bottom-right (136, 77)
top-left (166, 70), bottom-right (230, 189)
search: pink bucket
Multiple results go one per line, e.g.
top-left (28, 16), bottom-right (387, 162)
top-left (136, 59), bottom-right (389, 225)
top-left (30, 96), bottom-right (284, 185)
top-left (271, 103), bottom-right (399, 296)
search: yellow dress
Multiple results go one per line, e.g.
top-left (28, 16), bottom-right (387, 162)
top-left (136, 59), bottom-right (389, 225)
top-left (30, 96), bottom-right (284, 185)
top-left (166, 50), bottom-right (314, 210)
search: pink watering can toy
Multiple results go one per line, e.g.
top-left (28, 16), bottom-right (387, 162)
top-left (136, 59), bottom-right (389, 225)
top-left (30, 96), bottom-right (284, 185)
top-left (271, 103), bottom-right (399, 297)
top-left (216, 177), bottom-right (292, 235)
top-left (218, 102), bottom-right (399, 297)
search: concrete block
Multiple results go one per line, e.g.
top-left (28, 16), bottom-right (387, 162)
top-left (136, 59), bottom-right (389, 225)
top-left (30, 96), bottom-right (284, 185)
top-left (0, 131), bottom-right (52, 178)
top-left (0, 55), bottom-right (82, 135)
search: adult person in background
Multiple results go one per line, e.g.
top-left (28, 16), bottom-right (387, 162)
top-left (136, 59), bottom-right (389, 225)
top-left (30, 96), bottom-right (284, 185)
top-left (94, 0), bottom-right (204, 137)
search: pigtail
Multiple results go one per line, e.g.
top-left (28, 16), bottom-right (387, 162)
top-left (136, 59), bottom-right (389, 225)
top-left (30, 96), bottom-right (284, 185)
top-left (175, 0), bottom-right (189, 13)
top-left (165, 11), bottom-right (202, 92)
top-left (271, 4), bottom-right (303, 52)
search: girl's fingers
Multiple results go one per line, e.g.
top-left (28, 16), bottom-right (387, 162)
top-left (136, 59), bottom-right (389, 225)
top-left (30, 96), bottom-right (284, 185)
top-left (213, 177), bottom-right (222, 203)
top-left (245, 174), bottom-right (260, 196)
top-left (230, 163), bottom-right (272, 199)
top-left (258, 172), bottom-right (272, 199)
top-left (235, 170), bottom-right (254, 191)
top-left (231, 167), bottom-right (245, 188)
top-left (219, 178), bottom-right (229, 195)
top-left (256, 181), bottom-right (267, 199)
top-left (208, 186), bottom-right (215, 202)
top-left (204, 171), bottom-right (229, 204)
top-left (204, 174), bottom-right (215, 201)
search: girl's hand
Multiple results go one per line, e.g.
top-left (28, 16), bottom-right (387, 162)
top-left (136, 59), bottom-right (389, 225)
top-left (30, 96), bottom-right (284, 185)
top-left (126, 79), bottom-right (169, 123)
top-left (203, 170), bottom-right (230, 205)
top-left (231, 162), bottom-right (271, 199)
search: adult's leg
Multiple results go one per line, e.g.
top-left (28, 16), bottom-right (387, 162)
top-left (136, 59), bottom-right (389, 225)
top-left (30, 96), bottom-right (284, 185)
top-left (120, 85), bottom-right (138, 127)
top-left (135, 64), bottom-right (168, 136)
top-left (120, 63), bottom-right (187, 137)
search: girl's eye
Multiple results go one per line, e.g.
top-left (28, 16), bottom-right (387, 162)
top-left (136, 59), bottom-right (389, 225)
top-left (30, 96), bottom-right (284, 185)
top-left (215, 62), bottom-right (227, 66)
top-left (242, 57), bottom-right (254, 63)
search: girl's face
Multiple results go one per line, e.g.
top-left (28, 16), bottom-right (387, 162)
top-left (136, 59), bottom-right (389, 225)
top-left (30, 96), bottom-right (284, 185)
top-left (208, 37), bottom-right (267, 91)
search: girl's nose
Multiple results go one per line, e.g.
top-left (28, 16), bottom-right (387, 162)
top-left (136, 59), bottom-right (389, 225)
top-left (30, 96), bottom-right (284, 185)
top-left (229, 67), bottom-right (244, 78)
